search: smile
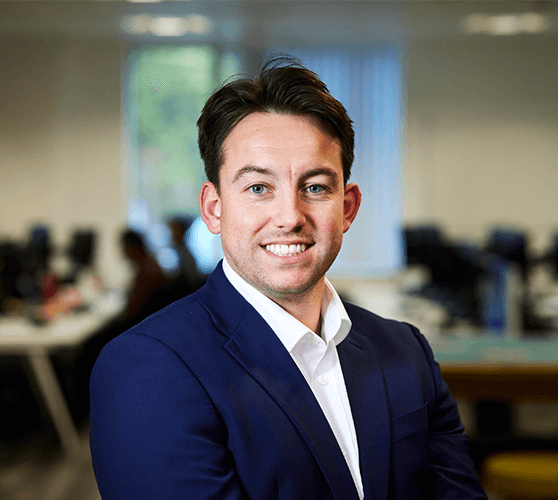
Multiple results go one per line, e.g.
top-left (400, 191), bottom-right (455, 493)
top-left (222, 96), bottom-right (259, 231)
top-left (265, 243), bottom-right (308, 257)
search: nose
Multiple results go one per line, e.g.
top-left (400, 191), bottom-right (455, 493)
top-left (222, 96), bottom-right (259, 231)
top-left (272, 190), bottom-right (306, 231)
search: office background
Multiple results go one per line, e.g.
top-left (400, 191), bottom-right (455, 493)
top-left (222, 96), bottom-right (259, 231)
top-left (2, 1), bottom-right (557, 287)
top-left (1, 2), bottom-right (558, 498)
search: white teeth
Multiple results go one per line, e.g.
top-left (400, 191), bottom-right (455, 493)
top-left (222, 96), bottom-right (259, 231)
top-left (265, 243), bottom-right (308, 257)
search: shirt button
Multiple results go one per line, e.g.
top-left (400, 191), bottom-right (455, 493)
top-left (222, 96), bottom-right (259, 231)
top-left (318, 376), bottom-right (329, 386)
top-left (342, 449), bottom-right (347, 457)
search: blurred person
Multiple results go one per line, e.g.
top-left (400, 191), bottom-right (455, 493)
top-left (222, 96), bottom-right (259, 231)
top-left (119, 229), bottom-right (170, 322)
top-left (85, 228), bottom-right (172, 346)
top-left (167, 215), bottom-right (205, 290)
top-left (90, 56), bottom-right (487, 499)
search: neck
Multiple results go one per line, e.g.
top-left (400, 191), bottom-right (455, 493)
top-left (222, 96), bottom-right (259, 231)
top-left (268, 281), bottom-right (325, 335)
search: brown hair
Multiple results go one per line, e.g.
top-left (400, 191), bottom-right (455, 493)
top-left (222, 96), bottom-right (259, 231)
top-left (197, 54), bottom-right (354, 190)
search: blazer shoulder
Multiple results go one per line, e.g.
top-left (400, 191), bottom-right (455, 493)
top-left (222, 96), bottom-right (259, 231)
top-left (342, 300), bottom-right (439, 394)
top-left (97, 291), bottom-right (222, 364)
top-left (343, 300), bottom-right (421, 343)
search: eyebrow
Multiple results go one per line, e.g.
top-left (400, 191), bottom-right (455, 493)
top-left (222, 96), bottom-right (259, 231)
top-left (232, 165), bottom-right (340, 186)
top-left (299, 167), bottom-right (340, 186)
top-left (231, 166), bottom-right (276, 184)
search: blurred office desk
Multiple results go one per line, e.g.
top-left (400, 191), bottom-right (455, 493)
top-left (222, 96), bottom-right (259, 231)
top-left (0, 292), bottom-right (124, 455)
top-left (431, 336), bottom-right (558, 402)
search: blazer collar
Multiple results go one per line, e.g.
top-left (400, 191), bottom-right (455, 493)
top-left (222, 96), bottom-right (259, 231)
top-left (196, 262), bottom-right (361, 500)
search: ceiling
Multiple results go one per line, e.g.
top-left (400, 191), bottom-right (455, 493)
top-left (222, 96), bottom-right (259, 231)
top-left (0, 1), bottom-right (556, 48)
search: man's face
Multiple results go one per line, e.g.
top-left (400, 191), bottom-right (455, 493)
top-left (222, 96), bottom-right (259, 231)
top-left (200, 112), bottom-right (361, 303)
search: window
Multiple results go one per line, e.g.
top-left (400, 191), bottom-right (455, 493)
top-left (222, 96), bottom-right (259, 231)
top-left (123, 46), bottom-right (240, 273)
top-left (124, 45), bottom-right (405, 278)
top-left (282, 46), bottom-right (405, 277)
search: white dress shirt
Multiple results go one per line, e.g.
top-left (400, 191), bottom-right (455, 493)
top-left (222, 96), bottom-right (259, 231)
top-left (222, 259), bottom-right (364, 499)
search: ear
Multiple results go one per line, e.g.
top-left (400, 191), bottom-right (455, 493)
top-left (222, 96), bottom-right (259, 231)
top-left (342, 182), bottom-right (362, 233)
top-left (199, 181), bottom-right (222, 235)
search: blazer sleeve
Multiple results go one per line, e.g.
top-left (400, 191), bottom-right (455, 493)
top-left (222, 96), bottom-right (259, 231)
top-left (89, 331), bottom-right (248, 500)
top-left (410, 326), bottom-right (488, 499)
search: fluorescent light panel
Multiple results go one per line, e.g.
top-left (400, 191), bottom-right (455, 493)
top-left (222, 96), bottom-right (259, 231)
top-left (122, 14), bottom-right (212, 36)
top-left (462, 12), bottom-right (550, 36)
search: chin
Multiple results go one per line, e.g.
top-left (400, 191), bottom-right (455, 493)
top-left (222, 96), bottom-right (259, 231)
top-left (262, 278), bottom-right (318, 298)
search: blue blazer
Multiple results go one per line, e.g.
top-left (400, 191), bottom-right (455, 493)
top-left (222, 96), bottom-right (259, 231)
top-left (90, 262), bottom-right (487, 499)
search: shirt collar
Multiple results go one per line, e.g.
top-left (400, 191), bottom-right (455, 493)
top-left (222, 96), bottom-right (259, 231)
top-left (222, 258), bottom-right (352, 352)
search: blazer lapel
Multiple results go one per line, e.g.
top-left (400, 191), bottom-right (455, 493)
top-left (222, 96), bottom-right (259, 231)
top-left (197, 263), bottom-right (360, 500)
top-left (338, 330), bottom-right (392, 500)
top-left (226, 307), bottom-right (360, 500)
top-left (197, 264), bottom-right (358, 500)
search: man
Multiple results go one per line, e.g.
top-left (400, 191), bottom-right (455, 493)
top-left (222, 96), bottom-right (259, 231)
top-left (90, 56), bottom-right (487, 499)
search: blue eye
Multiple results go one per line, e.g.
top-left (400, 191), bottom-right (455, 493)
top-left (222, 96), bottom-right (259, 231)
top-left (306, 185), bottom-right (324, 194)
top-left (249, 184), bottom-right (266, 194)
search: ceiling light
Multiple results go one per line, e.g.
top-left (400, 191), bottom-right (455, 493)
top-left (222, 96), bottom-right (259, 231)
top-left (187, 15), bottom-right (212, 35)
top-left (149, 17), bottom-right (189, 37)
top-left (461, 13), bottom-right (488, 34)
top-left (121, 14), bottom-right (212, 36)
top-left (519, 12), bottom-right (550, 33)
top-left (121, 15), bottom-right (151, 35)
top-left (490, 15), bottom-right (521, 36)
top-left (461, 12), bottom-right (550, 36)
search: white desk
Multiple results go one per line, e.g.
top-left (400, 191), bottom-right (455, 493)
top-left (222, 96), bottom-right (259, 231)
top-left (0, 291), bottom-right (124, 455)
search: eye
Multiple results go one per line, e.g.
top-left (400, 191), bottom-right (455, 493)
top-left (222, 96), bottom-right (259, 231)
top-left (306, 184), bottom-right (325, 194)
top-left (249, 184), bottom-right (267, 195)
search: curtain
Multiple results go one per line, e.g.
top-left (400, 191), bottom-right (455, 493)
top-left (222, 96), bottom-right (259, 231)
top-left (288, 46), bottom-right (405, 278)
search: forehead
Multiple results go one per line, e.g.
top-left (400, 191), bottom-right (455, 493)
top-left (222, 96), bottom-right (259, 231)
top-left (221, 112), bottom-right (342, 179)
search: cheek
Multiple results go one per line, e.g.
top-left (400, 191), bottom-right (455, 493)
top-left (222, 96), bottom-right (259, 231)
top-left (222, 205), bottom-right (268, 237)
top-left (316, 206), bottom-right (345, 234)
top-left (316, 216), bottom-right (344, 243)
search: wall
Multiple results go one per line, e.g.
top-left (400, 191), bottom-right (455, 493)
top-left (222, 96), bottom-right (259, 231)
top-left (405, 36), bottom-right (558, 254)
top-left (0, 36), bottom-right (128, 286)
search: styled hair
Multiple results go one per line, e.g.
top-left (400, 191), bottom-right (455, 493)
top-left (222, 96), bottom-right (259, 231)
top-left (197, 55), bottom-right (354, 190)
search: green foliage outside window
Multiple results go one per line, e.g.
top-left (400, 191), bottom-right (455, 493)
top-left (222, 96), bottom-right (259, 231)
top-left (127, 46), bottom-right (240, 222)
